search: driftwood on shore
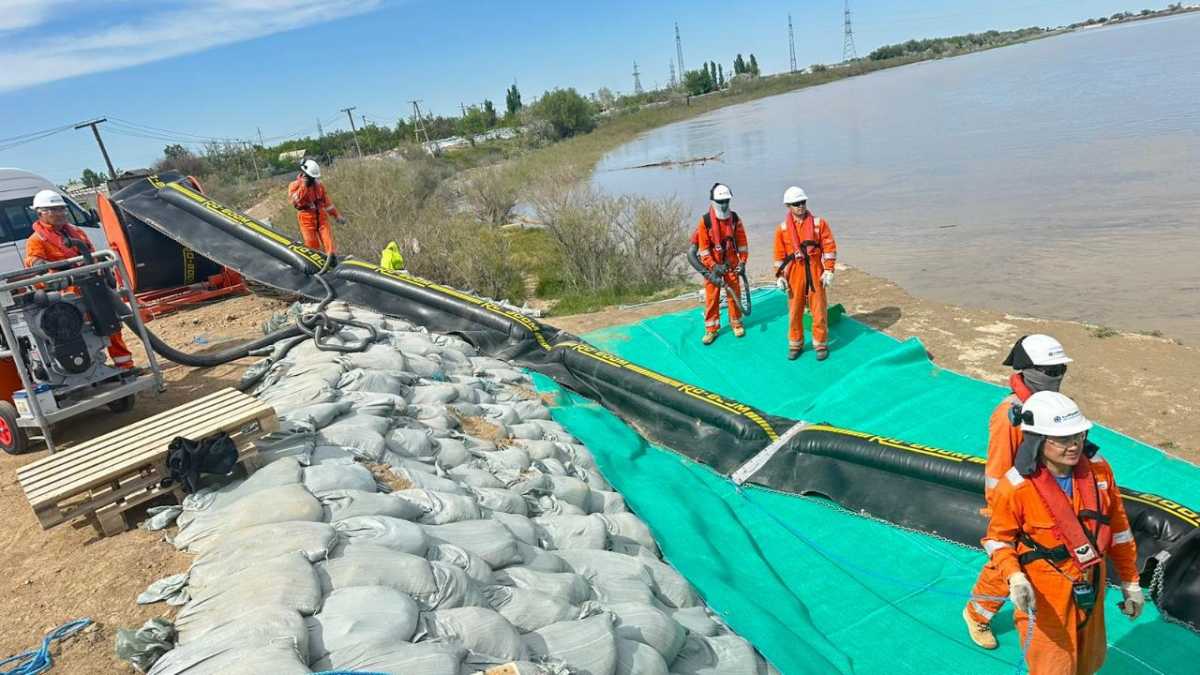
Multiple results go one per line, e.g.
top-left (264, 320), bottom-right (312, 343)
top-left (623, 152), bottom-right (724, 170)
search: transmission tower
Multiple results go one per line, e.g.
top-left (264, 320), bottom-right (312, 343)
top-left (633, 61), bottom-right (644, 95)
top-left (668, 59), bottom-right (677, 88)
top-left (674, 22), bottom-right (686, 75)
top-left (842, 0), bottom-right (857, 62)
top-left (787, 14), bottom-right (798, 73)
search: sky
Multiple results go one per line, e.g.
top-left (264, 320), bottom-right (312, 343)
top-left (0, 0), bottom-right (1155, 183)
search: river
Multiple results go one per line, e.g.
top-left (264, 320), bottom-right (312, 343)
top-left (593, 14), bottom-right (1200, 342)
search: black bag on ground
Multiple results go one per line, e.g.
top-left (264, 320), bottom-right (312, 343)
top-left (165, 432), bottom-right (239, 494)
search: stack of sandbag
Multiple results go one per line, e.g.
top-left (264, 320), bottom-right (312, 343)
top-left (135, 301), bottom-right (777, 675)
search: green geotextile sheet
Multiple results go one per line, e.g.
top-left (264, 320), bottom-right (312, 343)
top-left (526, 290), bottom-right (1200, 674)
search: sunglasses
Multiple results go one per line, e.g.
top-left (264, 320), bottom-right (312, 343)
top-left (1034, 364), bottom-right (1068, 377)
top-left (787, 201), bottom-right (808, 207)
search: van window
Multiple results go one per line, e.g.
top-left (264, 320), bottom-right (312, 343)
top-left (66, 200), bottom-right (94, 228)
top-left (0, 198), bottom-right (34, 243)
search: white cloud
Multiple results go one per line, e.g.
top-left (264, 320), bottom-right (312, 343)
top-left (0, 0), bottom-right (384, 92)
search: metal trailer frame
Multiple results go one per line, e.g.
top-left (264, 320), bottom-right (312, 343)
top-left (0, 250), bottom-right (166, 453)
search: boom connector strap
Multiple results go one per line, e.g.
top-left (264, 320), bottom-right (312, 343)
top-left (732, 422), bottom-right (809, 486)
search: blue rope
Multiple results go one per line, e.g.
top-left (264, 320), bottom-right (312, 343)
top-left (734, 485), bottom-right (1035, 673)
top-left (0, 619), bottom-right (93, 675)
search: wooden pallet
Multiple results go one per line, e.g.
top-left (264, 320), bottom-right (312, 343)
top-left (17, 388), bottom-right (277, 537)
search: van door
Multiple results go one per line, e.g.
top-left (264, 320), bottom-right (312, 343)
top-left (0, 199), bottom-right (33, 274)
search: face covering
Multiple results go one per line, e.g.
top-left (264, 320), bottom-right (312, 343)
top-left (1022, 367), bottom-right (1064, 394)
top-left (712, 201), bottom-right (731, 220)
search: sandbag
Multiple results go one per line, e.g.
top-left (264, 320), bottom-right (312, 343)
top-left (303, 463), bottom-right (377, 494)
top-left (321, 489), bottom-right (425, 522)
top-left (523, 614), bottom-right (618, 675)
top-left (512, 399), bottom-right (552, 421)
top-left (535, 515), bottom-right (608, 551)
top-left (587, 491), bottom-right (628, 515)
top-left (338, 391), bottom-right (408, 415)
top-left (473, 488), bottom-right (530, 516)
top-left (616, 638), bottom-right (670, 675)
top-left (546, 475), bottom-right (592, 510)
top-left (516, 542), bottom-right (570, 573)
top-left (332, 515), bottom-right (429, 555)
top-left (342, 343), bottom-right (408, 371)
top-left (180, 456), bottom-right (302, 519)
top-left (598, 513), bottom-right (660, 557)
top-left (280, 401), bottom-right (351, 432)
top-left (393, 469), bottom-right (469, 496)
top-left (315, 426), bottom-right (387, 462)
top-left (476, 446), bottom-right (533, 472)
top-left (410, 383), bottom-right (461, 404)
top-left (494, 567), bottom-right (592, 606)
top-left (422, 519), bottom-right (523, 568)
top-left (318, 545), bottom-right (438, 601)
top-left (666, 607), bottom-right (723, 637)
top-left (338, 368), bottom-right (408, 395)
top-left (478, 403), bottom-right (523, 425)
top-left (590, 575), bottom-right (658, 607)
top-left (325, 411), bottom-right (392, 435)
top-left (434, 436), bottom-right (472, 467)
top-left (396, 489), bottom-right (482, 524)
top-left (148, 643), bottom-right (310, 675)
top-left (518, 440), bottom-right (563, 461)
top-left (638, 552), bottom-right (700, 609)
top-left (491, 512), bottom-right (539, 545)
top-left (607, 603), bottom-right (687, 664)
top-left (188, 521), bottom-right (336, 590)
top-left (386, 427), bottom-right (437, 460)
top-left (417, 607), bottom-right (525, 661)
top-left (258, 382), bottom-right (336, 416)
top-left (427, 560), bottom-right (487, 609)
top-left (669, 634), bottom-right (765, 675)
top-left (427, 543), bottom-right (494, 585)
top-left (306, 585), bottom-right (420, 663)
top-left (175, 553), bottom-right (322, 640)
top-left (484, 584), bottom-right (587, 633)
top-left (508, 422), bottom-right (545, 440)
top-left (447, 464), bottom-right (507, 489)
top-left (311, 638), bottom-right (465, 674)
top-left (173, 483), bottom-right (323, 553)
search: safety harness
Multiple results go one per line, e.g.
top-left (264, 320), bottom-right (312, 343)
top-left (777, 212), bottom-right (823, 293)
top-left (701, 210), bottom-right (744, 268)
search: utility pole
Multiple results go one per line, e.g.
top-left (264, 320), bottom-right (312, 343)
top-left (341, 106), bottom-right (362, 157)
top-left (317, 118), bottom-right (324, 138)
top-left (669, 59), bottom-right (677, 89)
top-left (788, 14), bottom-right (798, 73)
top-left (410, 100), bottom-right (432, 147)
top-left (257, 126), bottom-right (265, 147)
top-left (843, 0), bottom-right (857, 62)
top-left (632, 61), bottom-right (644, 95)
top-left (674, 23), bottom-right (686, 75)
top-left (244, 141), bottom-right (261, 180)
top-left (361, 114), bottom-right (367, 129)
top-left (74, 118), bottom-right (117, 180)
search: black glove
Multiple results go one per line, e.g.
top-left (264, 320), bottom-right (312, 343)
top-left (712, 263), bottom-right (728, 276)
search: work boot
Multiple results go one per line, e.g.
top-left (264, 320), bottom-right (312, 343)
top-left (787, 345), bottom-right (803, 360)
top-left (963, 607), bottom-right (998, 650)
top-left (816, 347), bottom-right (829, 361)
top-left (732, 324), bottom-right (746, 338)
top-left (702, 331), bottom-right (718, 345)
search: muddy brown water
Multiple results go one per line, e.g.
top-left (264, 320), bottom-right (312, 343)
top-left (594, 14), bottom-right (1200, 342)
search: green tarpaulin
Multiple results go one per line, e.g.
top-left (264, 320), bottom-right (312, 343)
top-left (529, 290), bottom-right (1200, 674)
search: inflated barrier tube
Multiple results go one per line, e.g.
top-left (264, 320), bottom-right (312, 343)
top-left (113, 174), bottom-right (1200, 629)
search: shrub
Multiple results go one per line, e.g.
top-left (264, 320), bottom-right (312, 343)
top-left (461, 163), bottom-right (526, 225)
top-left (531, 88), bottom-right (596, 140)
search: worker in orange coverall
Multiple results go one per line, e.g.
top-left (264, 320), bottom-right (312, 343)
top-left (288, 158), bottom-right (344, 253)
top-left (773, 186), bottom-right (837, 360)
top-left (983, 391), bottom-right (1143, 674)
top-left (694, 183), bottom-right (748, 345)
top-left (965, 334), bottom-right (1074, 649)
top-left (24, 190), bottom-right (134, 370)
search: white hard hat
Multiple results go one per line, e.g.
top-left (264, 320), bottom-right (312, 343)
top-left (1003, 334), bottom-right (1072, 368)
top-left (783, 186), bottom-right (808, 205)
top-left (32, 189), bottom-right (66, 209)
top-left (710, 184), bottom-right (732, 201)
top-left (1019, 391), bottom-right (1093, 437)
top-left (300, 159), bottom-right (321, 179)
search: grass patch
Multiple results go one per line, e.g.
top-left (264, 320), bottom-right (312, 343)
top-left (1090, 326), bottom-right (1120, 339)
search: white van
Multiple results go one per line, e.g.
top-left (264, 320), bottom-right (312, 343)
top-left (0, 168), bottom-right (110, 274)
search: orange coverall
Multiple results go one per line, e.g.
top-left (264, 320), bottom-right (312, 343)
top-left (288, 175), bottom-right (341, 253)
top-left (695, 208), bottom-right (748, 333)
top-left (966, 393), bottom-right (1026, 624)
top-left (24, 221), bottom-right (134, 370)
top-left (773, 212), bottom-right (837, 350)
top-left (985, 458), bottom-right (1139, 674)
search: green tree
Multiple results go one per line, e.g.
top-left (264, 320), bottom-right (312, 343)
top-left (482, 99), bottom-right (498, 128)
top-left (682, 68), bottom-right (715, 96)
top-left (708, 61), bottom-right (717, 86)
top-left (459, 105), bottom-right (489, 142)
top-left (80, 168), bottom-right (106, 187)
top-left (505, 84), bottom-right (523, 116)
top-left (749, 54), bottom-right (760, 77)
top-left (531, 88), bottom-right (596, 139)
top-left (717, 63), bottom-right (725, 88)
top-left (734, 53), bottom-right (745, 75)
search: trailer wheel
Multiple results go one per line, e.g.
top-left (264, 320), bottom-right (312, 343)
top-left (107, 395), bottom-right (136, 413)
top-left (0, 402), bottom-right (29, 455)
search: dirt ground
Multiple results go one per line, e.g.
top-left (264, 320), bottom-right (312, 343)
top-left (0, 267), bottom-right (1195, 671)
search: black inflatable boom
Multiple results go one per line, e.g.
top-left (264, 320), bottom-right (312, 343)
top-left (112, 175), bottom-right (1200, 629)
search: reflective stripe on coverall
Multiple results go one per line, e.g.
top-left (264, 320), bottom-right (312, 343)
top-left (24, 223), bottom-right (134, 369)
top-left (772, 212), bottom-right (837, 349)
top-left (967, 391), bottom-right (1027, 624)
top-left (288, 175), bottom-right (341, 253)
top-left (984, 458), bottom-right (1139, 674)
top-left (695, 207), bottom-right (748, 332)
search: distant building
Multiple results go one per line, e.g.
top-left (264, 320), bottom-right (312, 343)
top-left (278, 148), bottom-right (307, 164)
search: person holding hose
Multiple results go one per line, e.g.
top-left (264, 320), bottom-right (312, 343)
top-left (288, 159), bottom-right (344, 253)
top-left (694, 183), bottom-right (748, 345)
top-left (24, 189), bottom-right (134, 371)
top-left (965, 334), bottom-right (1074, 648)
top-left (983, 391), bottom-right (1143, 674)
top-left (773, 186), bottom-right (837, 360)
